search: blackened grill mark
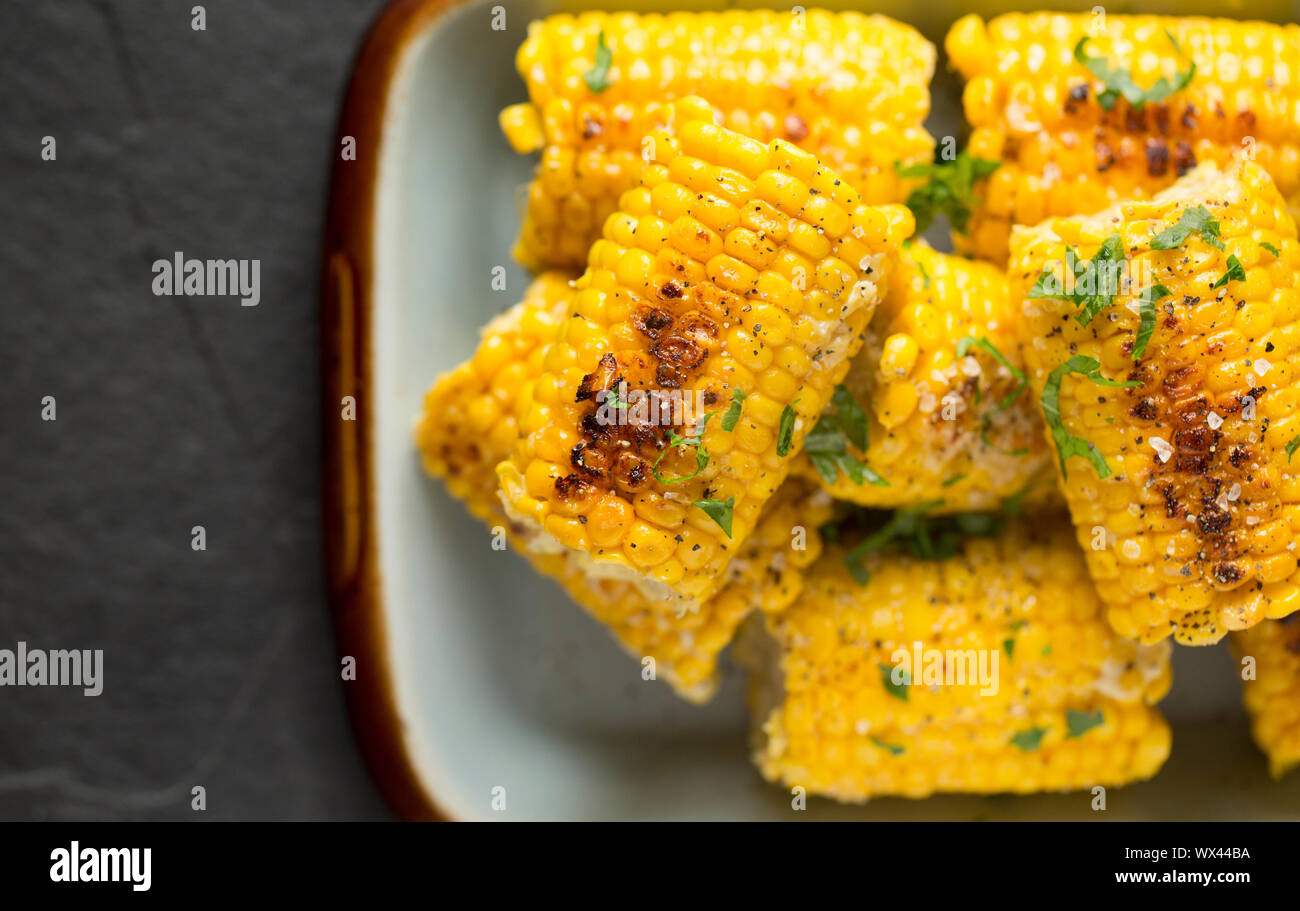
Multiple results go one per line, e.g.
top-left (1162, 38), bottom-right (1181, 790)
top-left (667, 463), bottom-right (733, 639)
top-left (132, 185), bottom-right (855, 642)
top-left (1197, 504), bottom-right (1231, 535)
top-left (658, 281), bottom-right (683, 300)
top-left (576, 353), bottom-right (618, 402)
top-left (1173, 141), bottom-right (1196, 177)
top-left (1229, 446), bottom-right (1250, 468)
top-left (1212, 563), bottom-right (1243, 585)
top-left (1145, 138), bottom-right (1169, 177)
top-left (555, 474), bottom-right (594, 501)
top-left (633, 306), bottom-right (674, 339)
top-left (1132, 399), bottom-right (1158, 421)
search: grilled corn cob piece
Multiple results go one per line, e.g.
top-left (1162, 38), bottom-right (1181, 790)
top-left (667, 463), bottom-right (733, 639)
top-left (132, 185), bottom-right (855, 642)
top-left (498, 99), bottom-right (913, 609)
top-left (947, 13), bottom-right (1300, 264)
top-left (417, 271), bottom-right (575, 521)
top-left (416, 275), bottom-right (833, 701)
top-left (503, 10), bottom-right (935, 270)
top-left (1009, 160), bottom-right (1300, 645)
top-left (796, 242), bottom-right (1057, 512)
top-left (746, 517), bottom-right (1172, 802)
top-left (1230, 615), bottom-right (1300, 778)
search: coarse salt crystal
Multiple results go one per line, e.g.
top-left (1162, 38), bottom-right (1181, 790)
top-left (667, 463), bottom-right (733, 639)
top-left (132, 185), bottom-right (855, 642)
top-left (1122, 540), bottom-right (1142, 559)
top-left (1227, 483), bottom-right (1241, 501)
top-left (1254, 358), bottom-right (1272, 376)
top-left (1150, 437), bottom-right (1174, 463)
top-left (1246, 516), bottom-right (1260, 526)
top-left (960, 356), bottom-right (982, 377)
top-left (1207, 412), bottom-right (1223, 430)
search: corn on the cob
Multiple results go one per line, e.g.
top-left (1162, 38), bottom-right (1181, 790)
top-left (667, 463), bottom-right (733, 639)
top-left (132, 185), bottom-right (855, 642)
top-left (416, 274), bottom-right (833, 701)
top-left (946, 13), bottom-right (1300, 264)
top-left (503, 10), bottom-right (935, 270)
top-left (746, 516), bottom-right (1172, 802)
top-left (1008, 160), bottom-right (1300, 645)
top-left (497, 98), bottom-right (913, 610)
top-left (795, 242), bottom-right (1058, 512)
top-left (1230, 615), bottom-right (1300, 778)
top-left (417, 271), bottom-right (575, 521)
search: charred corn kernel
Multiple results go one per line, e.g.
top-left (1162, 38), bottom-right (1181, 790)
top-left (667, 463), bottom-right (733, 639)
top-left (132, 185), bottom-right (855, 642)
top-left (1230, 617), bottom-right (1300, 778)
top-left (743, 519), bottom-right (1172, 803)
top-left (415, 276), bottom-right (835, 701)
top-left (947, 13), bottom-right (1300, 264)
top-left (1008, 160), bottom-right (1300, 645)
top-left (796, 242), bottom-right (1058, 512)
top-left (505, 10), bottom-right (935, 270)
top-left (499, 101), bottom-right (911, 608)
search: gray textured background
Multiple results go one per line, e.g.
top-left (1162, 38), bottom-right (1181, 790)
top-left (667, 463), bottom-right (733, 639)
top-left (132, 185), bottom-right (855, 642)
top-left (0, 0), bottom-right (393, 820)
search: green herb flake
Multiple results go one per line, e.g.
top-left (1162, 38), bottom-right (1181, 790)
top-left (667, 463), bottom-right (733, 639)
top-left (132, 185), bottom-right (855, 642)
top-left (1066, 709), bottom-right (1105, 739)
top-left (1027, 234), bottom-right (1125, 326)
top-left (1073, 31), bottom-right (1195, 112)
top-left (776, 401), bottom-right (799, 457)
top-left (1150, 205), bottom-right (1225, 252)
top-left (1132, 282), bottom-right (1171, 360)
top-left (582, 30), bottom-right (613, 93)
top-left (805, 385), bottom-right (888, 488)
top-left (1286, 434), bottom-right (1300, 462)
top-left (720, 389), bottom-right (746, 432)
top-left (1041, 356), bottom-right (1141, 479)
top-left (955, 336), bottom-right (1029, 452)
top-left (916, 259), bottom-right (932, 289)
top-left (871, 736), bottom-right (905, 757)
top-left (693, 496), bottom-right (734, 537)
top-left (1260, 242), bottom-right (1281, 257)
top-left (1041, 644), bottom-right (1053, 656)
top-left (894, 152), bottom-right (1000, 235)
top-left (1211, 254), bottom-right (1247, 290)
top-left (651, 412), bottom-right (715, 484)
top-left (1009, 726), bottom-right (1049, 752)
top-left (879, 662), bottom-right (910, 701)
top-left (942, 474), bottom-right (969, 488)
top-left (841, 501), bottom-right (1005, 584)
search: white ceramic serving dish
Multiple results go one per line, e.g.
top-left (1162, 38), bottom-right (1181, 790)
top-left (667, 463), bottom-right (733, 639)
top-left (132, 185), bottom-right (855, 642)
top-left (320, 0), bottom-right (1300, 820)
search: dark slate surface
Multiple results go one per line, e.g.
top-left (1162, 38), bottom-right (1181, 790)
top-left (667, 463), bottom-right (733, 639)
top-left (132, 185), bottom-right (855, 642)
top-left (0, 0), bottom-right (393, 820)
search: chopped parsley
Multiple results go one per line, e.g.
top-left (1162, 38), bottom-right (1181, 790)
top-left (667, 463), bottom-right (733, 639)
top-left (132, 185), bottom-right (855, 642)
top-left (1066, 709), bottom-right (1105, 739)
top-left (720, 389), bottom-right (746, 432)
top-left (1211, 254), bottom-right (1247, 289)
top-left (1002, 638), bottom-right (1016, 662)
top-left (1027, 234), bottom-right (1125, 326)
top-left (1286, 434), bottom-right (1300, 462)
top-left (582, 30), bottom-right (613, 93)
top-left (916, 259), bottom-right (932, 289)
top-left (942, 474), bottom-right (968, 488)
top-left (841, 501), bottom-right (1003, 584)
top-left (693, 496), bottom-right (734, 537)
top-left (651, 412), bottom-right (715, 484)
top-left (1009, 726), bottom-right (1049, 752)
top-left (894, 152), bottom-right (1000, 234)
top-left (1072, 30), bottom-right (1195, 111)
top-left (955, 336), bottom-right (1029, 453)
top-left (1260, 242), bottom-right (1281, 257)
top-left (1132, 282), bottom-right (1171, 360)
top-left (871, 736), bottom-right (905, 757)
top-left (879, 662), bottom-right (910, 701)
top-left (776, 401), bottom-right (800, 457)
top-left (1041, 356), bottom-right (1141, 479)
top-left (1150, 205), bottom-right (1225, 251)
top-left (805, 384), bottom-right (888, 487)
